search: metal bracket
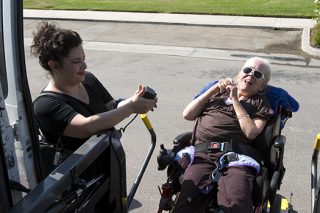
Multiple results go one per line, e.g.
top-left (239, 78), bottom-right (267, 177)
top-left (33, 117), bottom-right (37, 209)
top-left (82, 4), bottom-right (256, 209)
top-left (12, 122), bottom-right (20, 141)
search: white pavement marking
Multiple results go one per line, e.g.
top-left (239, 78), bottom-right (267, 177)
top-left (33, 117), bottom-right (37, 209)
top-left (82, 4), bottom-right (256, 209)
top-left (24, 37), bottom-right (318, 67)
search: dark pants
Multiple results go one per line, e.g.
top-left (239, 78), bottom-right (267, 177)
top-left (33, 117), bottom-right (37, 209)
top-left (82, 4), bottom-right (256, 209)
top-left (172, 152), bottom-right (256, 213)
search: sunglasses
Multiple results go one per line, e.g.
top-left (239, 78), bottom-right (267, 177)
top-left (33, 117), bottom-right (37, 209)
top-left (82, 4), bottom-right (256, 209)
top-left (242, 67), bottom-right (265, 80)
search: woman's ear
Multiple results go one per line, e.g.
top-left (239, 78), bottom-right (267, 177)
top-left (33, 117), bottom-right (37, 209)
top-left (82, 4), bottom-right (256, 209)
top-left (48, 60), bottom-right (59, 71)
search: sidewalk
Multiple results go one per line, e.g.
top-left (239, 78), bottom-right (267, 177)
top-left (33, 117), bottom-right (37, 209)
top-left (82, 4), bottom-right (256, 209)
top-left (23, 9), bottom-right (320, 57)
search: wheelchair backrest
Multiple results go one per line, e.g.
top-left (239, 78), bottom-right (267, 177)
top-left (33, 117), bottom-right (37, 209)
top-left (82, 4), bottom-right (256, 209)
top-left (253, 107), bottom-right (284, 169)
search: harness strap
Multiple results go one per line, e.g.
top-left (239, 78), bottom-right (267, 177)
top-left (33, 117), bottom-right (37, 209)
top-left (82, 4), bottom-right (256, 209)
top-left (194, 142), bottom-right (232, 153)
top-left (194, 141), bottom-right (263, 164)
top-left (210, 153), bottom-right (239, 183)
top-left (53, 137), bottom-right (64, 167)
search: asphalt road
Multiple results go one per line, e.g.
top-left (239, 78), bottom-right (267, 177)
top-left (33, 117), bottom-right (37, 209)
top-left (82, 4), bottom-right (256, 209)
top-left (24, 19), bottom-right (320, 213)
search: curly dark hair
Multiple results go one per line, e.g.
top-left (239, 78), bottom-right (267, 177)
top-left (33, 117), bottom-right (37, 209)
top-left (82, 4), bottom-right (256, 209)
top-left (30, 21), bottom-right (82, 73)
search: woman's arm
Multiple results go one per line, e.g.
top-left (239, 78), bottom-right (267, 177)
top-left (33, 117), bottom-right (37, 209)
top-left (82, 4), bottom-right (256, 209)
top-left (183, 78), bottom-right (233, 121)
top-left (64, 85), bottom-right (157, 138)
top-left (228, 85), bottom-right (267, 140)
top-left (232, 98), bottom-right (267, 140)
top-left (183, 84), bottom-right (221, 121)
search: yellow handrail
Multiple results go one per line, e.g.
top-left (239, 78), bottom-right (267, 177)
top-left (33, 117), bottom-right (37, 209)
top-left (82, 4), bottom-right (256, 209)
top-left (140, 114), bottom-right (153, 130)
top-left (314, 133), bottom-right (320, 151)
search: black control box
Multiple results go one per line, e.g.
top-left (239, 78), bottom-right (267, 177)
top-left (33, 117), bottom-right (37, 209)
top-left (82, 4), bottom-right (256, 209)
top-left (143, 86), bottom-right (157, 99)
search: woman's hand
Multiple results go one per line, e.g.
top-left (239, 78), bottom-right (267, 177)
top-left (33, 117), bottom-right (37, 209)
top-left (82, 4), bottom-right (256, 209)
top-left (227, 84), bottom-right (238, 101)
top-left (217, 78), bottom-right (234, 93)
top-left (129, 85), bottom-right (158, 114)
top-left (218, 78), bottom-right (239, 100)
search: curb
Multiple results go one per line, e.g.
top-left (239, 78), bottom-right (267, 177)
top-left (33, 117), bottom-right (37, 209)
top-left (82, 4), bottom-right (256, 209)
top-left (302, 27), bottom-right (320, 57)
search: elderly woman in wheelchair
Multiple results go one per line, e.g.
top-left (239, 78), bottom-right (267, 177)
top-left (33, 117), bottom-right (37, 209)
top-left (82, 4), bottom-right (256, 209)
top-left (157, 57), bottom-right (299, 213)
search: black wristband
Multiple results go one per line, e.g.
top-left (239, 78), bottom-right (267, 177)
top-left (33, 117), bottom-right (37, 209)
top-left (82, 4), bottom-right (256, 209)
top-left (113, 98), bottom-right (125, 109)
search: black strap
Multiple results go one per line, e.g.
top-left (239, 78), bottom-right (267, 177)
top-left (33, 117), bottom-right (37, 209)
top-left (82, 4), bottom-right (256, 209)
top-left (37, 91), bottom-right (98, 114)
top-left (53, 137), bottom-right (64, 167)
top-left (194, 140), bottom-right (262, 164)
top-left (36, 92), bottom-right (87, 168)
top-left (194, 141), bottom-right (232, 153)
top-left (190, 117), bottom-right (199, 146)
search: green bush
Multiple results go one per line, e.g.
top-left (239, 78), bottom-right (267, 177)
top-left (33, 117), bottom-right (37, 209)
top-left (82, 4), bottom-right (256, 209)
top-left (312, 1), bottom-right (320, 47)
top-left (311, 23), bottom-right (320, 47)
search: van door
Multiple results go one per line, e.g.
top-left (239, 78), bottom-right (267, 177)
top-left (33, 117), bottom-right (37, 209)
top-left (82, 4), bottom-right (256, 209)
top-left (0, 0), bottom-right (42, 207)
top-left (0, 1), bottom-right (129, 211)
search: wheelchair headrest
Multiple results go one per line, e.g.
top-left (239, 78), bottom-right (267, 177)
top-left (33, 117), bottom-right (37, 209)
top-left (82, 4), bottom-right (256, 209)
top-left (264, 85), bottom-right (299, 116)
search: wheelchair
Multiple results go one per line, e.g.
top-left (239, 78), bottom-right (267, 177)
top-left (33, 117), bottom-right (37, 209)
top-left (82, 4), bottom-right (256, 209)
top-left (156, 84), bottom-right (297, 213)
top-left (312, 133), bottom-right (320, 213)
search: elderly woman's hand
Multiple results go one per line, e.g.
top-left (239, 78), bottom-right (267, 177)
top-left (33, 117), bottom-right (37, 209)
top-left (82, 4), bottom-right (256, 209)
top-left (218, 78), bottom-right (234, 93)
top-left (227, 85), bottom-right (238, 101)
top-left (218, 78), bottom-right (239, 101)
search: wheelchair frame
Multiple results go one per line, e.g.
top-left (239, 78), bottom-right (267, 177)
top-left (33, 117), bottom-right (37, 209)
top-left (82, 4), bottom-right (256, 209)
top-left (311, 133), bottom-right (320, 213)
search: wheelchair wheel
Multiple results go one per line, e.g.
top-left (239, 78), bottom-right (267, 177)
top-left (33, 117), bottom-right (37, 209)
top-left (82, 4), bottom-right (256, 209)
top-left (168, 192), bottom-right (222, 213)
top-left (269, 171), bottom-right (280, 204)
top-left (167, 192), bottom-right (180, 213)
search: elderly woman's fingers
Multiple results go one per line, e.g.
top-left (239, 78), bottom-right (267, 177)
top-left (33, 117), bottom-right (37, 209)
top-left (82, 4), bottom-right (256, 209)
top-left (218, 78), bottom-right (234, 92)
top-left (226, 78), bottom-right (234, 85)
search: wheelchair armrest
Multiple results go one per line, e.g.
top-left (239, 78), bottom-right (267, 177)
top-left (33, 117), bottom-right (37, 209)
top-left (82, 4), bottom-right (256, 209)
top-left (274, 135), bottom-right (286, 149)
top-left (268, 135), bottom-right (286, 204)
top-left (173, 131), bottom-right (192, 153)
top-left (157, 132), bottom-right (192, 171)
top-left (253, 167), bottom-right (269, 206)
top-left (270, 135), bottom-right (286, 172)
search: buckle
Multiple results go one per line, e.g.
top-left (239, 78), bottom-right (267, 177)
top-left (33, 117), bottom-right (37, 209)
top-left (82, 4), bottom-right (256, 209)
top-left (194, 141), bottom-right (232, 153)
top-left (210, 167), bottom-right (223, 183)
top-left (209, 142), bottom-right (221, 150)
top-left (209, 142), bottom-right (229, 152)
top-left (226, 152), bottom-right (239, 162)
top-left (220, 152), bottom-right (239, 165)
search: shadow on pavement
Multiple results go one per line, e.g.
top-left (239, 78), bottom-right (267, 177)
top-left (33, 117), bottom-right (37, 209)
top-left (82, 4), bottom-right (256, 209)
top-left (128, 198), bottom-right (142, 211)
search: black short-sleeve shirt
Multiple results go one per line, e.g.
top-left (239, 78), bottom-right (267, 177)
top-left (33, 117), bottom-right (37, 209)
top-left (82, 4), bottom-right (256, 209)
top-left (33, 72), bottom-right (113, 150)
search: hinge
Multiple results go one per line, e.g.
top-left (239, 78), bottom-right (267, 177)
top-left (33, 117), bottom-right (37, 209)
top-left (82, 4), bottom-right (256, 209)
top-left (12, 122), bottom-right (20, 141)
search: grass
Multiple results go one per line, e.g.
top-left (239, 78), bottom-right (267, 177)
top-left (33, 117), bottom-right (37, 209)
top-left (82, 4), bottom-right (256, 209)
top-left (24, 0), bottom-right (320, 46)
top-left (24, 0), bottom-right (316, 18)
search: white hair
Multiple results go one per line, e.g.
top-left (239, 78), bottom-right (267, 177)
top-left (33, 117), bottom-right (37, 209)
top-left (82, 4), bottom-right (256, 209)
top-left (242, 57), bottom-right (271, 82)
